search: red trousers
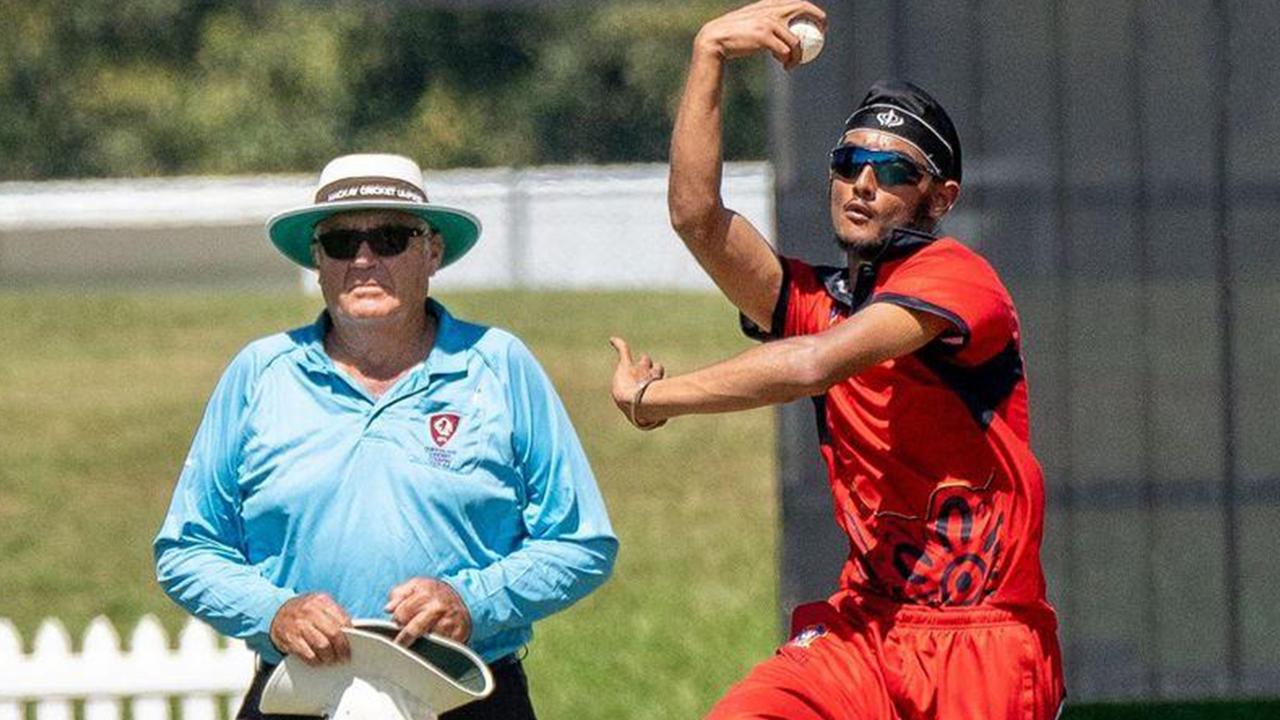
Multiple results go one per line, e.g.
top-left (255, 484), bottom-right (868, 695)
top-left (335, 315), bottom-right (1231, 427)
top-left (708, 592), bottom-right (1064, 720)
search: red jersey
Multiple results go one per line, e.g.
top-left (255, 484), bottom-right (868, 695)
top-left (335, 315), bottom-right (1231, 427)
top-left (748, 230), bottom-right (1051, 613)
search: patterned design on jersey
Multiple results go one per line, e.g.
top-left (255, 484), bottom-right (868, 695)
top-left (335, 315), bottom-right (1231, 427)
top-left (841, 483), bottom-right (1006, 607)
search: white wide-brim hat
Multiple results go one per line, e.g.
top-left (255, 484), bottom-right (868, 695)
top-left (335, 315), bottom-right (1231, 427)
top-left (259, 620), bottom-right (494, 717)
top-left (266, 154), bottom-right (481, 269)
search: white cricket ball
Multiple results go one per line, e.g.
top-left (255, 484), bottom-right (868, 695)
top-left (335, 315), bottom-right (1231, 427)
top-left (789, 17), bottom-right (825, 65)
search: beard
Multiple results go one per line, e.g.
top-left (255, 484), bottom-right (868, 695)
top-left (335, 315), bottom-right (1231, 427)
top-left (832, 197), bottom-right (936, 257)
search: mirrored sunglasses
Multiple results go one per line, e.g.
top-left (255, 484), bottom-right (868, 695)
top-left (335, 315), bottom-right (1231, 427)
top-left (829, 145), bottom-right (930, 187)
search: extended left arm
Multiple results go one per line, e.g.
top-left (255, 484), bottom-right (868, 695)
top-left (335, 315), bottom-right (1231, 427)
top-left (611, 302), bottom-right (951, 425)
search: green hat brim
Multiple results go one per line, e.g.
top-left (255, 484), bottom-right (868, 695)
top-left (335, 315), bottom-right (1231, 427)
top-left (266, 200), bottom-right (481, 269)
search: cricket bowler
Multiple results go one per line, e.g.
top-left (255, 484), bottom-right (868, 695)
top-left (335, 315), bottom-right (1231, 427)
top-left (609, 1), bottom-right (1065, 717)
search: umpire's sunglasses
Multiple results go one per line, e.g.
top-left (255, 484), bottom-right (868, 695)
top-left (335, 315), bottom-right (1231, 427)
top-left (314, 225), bottom-right (425, 260)
top-left (830, 145), bottom-right (931, 187)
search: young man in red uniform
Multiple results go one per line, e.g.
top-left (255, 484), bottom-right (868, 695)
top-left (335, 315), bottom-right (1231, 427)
top-left (609, 2), bottom-right (1064, 718)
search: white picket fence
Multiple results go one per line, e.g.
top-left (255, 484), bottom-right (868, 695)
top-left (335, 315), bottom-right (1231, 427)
top-left (0, 616), bottom-right (255, 720)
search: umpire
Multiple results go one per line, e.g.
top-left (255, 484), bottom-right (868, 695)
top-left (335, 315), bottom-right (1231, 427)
top-left (154, 153), bottom-right (617, 719)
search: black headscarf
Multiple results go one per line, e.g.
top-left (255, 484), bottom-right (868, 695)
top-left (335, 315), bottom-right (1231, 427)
top-left (842, 79), bottom-right (962, 182)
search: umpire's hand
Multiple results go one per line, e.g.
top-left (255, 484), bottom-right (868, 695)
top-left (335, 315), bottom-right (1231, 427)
top-left (385, 577), bottom-right (473, 646)
top-left (269, 593), bottom-right (353, 666)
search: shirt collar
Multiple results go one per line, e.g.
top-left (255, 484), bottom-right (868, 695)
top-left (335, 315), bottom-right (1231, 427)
top-left (822, 227), bottom-right (939, 309)
top-left (872, 226), bottom-right (939, 262)
top-left (296, 298), bottom-right (469, 378)
top-left (422, 299), bottom-right (469, 377)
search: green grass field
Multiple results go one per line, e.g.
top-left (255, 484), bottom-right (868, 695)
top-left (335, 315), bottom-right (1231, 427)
top-left (1, 290), bottom-right (1276, 719)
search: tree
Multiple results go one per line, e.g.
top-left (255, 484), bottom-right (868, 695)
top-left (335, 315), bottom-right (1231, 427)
top-left (0, 0), bottom-right (763, 179)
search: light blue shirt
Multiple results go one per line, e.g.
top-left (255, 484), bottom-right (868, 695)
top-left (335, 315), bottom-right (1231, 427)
top-left (154, 300), bottom-right (617, 664)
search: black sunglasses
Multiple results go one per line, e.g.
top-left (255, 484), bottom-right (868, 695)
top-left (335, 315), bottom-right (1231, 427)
top-left (314, 225), bottom-right (425, 260)
top-left (829, 145), bottom-right (931, 187)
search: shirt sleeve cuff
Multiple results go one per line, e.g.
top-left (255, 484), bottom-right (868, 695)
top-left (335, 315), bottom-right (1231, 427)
top-left (741, 257), bottom-right (791, 342)
top-left (247, 587), bottom-right (298, 665)
top-left (441, 570), bottom-right (501, 644)
top-left (871, 292), bottom-right (970, 347)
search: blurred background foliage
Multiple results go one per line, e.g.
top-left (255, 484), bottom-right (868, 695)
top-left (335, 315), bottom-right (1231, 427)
top-left (0, 0), bottom-right (767, 179)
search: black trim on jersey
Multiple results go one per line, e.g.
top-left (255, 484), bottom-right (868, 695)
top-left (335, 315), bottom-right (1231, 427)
top-left (740, 257), bottom-right (792, 342)
top-left (877, 227), bottom-right (939, 261)
top-left (811, 394), bottom-right (833, 446)
top-left (918, 340), bottom-right (1024, 428)
top-left (870, 292), bottom-right (971, 347)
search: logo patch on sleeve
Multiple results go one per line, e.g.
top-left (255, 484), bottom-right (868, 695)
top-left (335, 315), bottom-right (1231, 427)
top-left (788, 624), bottom-right (828, 648)
top-left (428, 413), bottom-right (461, 447)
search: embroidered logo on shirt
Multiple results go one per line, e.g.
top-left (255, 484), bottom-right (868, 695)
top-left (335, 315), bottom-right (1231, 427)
top-left (428, 413), bottom-right (461, 447)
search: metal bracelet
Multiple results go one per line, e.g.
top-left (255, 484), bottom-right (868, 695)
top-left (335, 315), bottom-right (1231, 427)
top-left (629, 376), bottom-right (665, 431)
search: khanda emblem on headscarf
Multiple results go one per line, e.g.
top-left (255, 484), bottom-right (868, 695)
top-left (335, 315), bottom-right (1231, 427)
top-left (876, 108), bottom-right (905, 128)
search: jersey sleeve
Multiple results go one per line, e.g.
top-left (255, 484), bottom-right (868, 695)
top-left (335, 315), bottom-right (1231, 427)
top-left (870, 241), bottom-right (1017, 364)
top-left (153, 347), bottom-right (297, 662)
top-left (442, 336), bottom-right (618, 644)
top-left (741, 256), bottom-right (832, 341)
